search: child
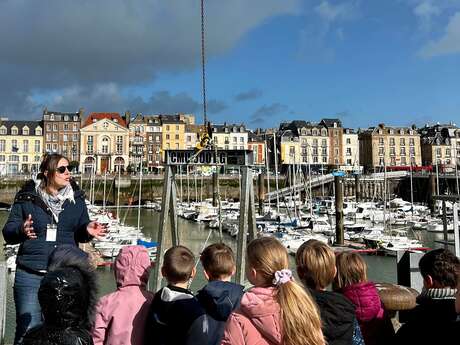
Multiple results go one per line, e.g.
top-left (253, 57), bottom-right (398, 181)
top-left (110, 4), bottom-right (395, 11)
top-left (334, 251), bottom-right (394, 345)
top-left (221, 237), bottom-right (325, 345)
top-left (144, 245), bottom-right (209, 345)
top-left (394, 248), bottom-right (460, 345)
top-left (92, 245), bottom-right (154, 345)
top-left (295, 239), bottom-right (364, 345)
top-left (196, 243), bottom-right (244, 345)
top-left (22, 245), bottom-right (97, 345)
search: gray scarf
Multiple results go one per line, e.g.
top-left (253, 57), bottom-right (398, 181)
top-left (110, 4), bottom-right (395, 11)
top-left (417, 287), bottom-right (457, 303)
top-left (36, 181), bottom-right (75, 223)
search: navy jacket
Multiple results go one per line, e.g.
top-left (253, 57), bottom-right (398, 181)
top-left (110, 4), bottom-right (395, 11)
top-left (145, 285), bottom-right (209, 345)
top-left (394, 297), bottom-right (457, 345)
top-left (196, 281), bottom-right (244, 345)
top-left (2, 180), bottom-right (91, 272)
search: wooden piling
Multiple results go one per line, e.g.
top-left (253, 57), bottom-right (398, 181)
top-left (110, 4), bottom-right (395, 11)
top-left (335, 176), bottom-right (344, 246)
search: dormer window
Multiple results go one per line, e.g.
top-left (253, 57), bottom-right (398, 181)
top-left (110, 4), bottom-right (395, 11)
top-left (333, 122), bottom-right (337, 128)
top-left (233, 127), bottom-right (237, 133)
top-left (93, 118), bottom-right (97, 123)
top-left (0, 126), bottom-right (6, 135)
top-left (35, 128), bottom-right (42, 136)
top-left (389, 129), bottom-right (394, 135)
top-left (409, 130), bottom-right (414, 135)
top-left (379, 130), bottom-right (383, 135)
top-left (400, 129), bottom-right (404, 135)
top-left (11, 126), bottom-right (18, 135)
top-left (73, 116), bottom-right (78, 121)
top-left (64, 115), bottom-right (69, 121)
top-left (240, 126), bottom-right (244, 132)
top-left (22, 127), bottom-right (29, 135)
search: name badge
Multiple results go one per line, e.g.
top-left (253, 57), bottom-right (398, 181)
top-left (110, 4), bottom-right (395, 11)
top-left (46, 224), bottom-right (57, 242)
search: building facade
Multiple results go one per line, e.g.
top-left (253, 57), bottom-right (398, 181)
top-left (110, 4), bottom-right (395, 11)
top-left (342, 128), bottom-right (360, 171)
top-left (320, 119), bottom-right (344, 166)
top-left (144, 116), bottom-right (163, 171)
top-left (211, 124), bottom-right (248, 150)
top-left (43, 108), bottom-right (83, 162)
top-left (80, 113), bottom-right (129, 174)
top-left (419, 124), bottom-right (460, 170)
top-left (248, 131), bottom-right (266, 166)
top-left (0, 120), bottom-right (43, 175)
top-left (359, 124), bottom-right (422, 171)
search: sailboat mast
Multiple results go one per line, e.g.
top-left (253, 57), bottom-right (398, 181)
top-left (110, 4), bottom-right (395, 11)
top-left (410, 162), bottom-right (414, 217)
top-left (264, 141), bottom-right (271, 212)
top-left (137, 158), bottom-right (143, 231)
top-left (116, 166), bottom-right (121, 220)
top-left (273, 130), bottom-right (280, 214)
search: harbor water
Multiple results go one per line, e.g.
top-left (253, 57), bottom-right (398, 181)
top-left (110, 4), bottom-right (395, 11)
top-left (0, 208), bottom-right (453, 344)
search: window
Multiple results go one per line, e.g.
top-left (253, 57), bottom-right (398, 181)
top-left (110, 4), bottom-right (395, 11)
top-left (379, 147), bottom-right (384, 156)
top-left (322, 139), bottom-right (327, 146)
top-left (313, 147), bottom-right (318, 155)
top-left (116, 136), bottom-right (123, 153)
top-left (35, 140), bottom-right (40, 153)
top-left (23, 140), bottom-right (29, 152)
top-left (0, 127), bottom-right (6, 135)
top-left (35, 155), bottom-right (40, 162)
top-left (35, 128), bottom-right (42, 136)
top-left (436, 148), bottom-right (442, 157)
top-left (63, 134), bottom-right (68, 142)
top-left (175, 143), bottom-right (179, 149)
top-left (46, 124), bottom-right (52, 131)
top-left (23, 156), bottom-right (28, 162)
top-left (166, 125), bottom-right (170, 131)
top-left (73, 124), bottom-right (78, 132)
top-left (379, 158), bottom-right (385, 166)
top-left (46, 143), bottom-right (52, 152)
top-left (87, 135), bottom-right (94, 153)
top-left (390, 147), bottom-right (395, 155)
top-left (0, 155), bottom-right (4, 162)
top-left (53, 124), bottom-right (58, 131)
top-left (410, 147), bottom-right (415, 156)
top-left (390, 157), bottom-right (396, 165)
top-left (323, 156), bottom-right (327, 163)
top-left (322, 147), bottom-right (327, 155)
top-left (64, 124), bottom-right (69, 131)
top-left (0, 140), bottom-right (4, 152)
top-left (187, 135), bottom-right (192, 142)
top-left (12, 140), bottom-right (18, 152)
top-left (11, 127), bottom-right (18, 135)
top-left (240, 146), bottom-right (244, 150)
top-left (410, 138), bottom-right (415, 146)
top-left (400, 147), bottom-right (406, 155)
top-left (166, 134), bottom-right (170, 140)
top-left (175, 134), bottom-right (179, 140)
top-left (313, 139), bottom-right (318, 146)
top-left (156, 135), bottom-right (160, 142)
top-left (346, 138), bottom-right (351, 144)
top-left (74, 116), bottom-right (78, 121)
top-left (400, 138), bottom-right (405, 146)
top-left (46, 133), bottom-right (51, 141)
top-left (240, 137), bottom-right (244, 142)
top-left (73, 134), bottom-right (78, 141)
top-left (401, 157), bottom-right (407, 165)
top-left (52, 133), bottom-right (58, 141)
top-left (64, 115), bottom-right (69, 121)
top-left (390, 138), bottom-right (395, 146)
top-left (233, 137), bottom-right (237, 143)
top-left (23, 127), bottom-right (29, 135)
top-left (346, 148), bottom-right (352, 156)
top-left (446, 149), bottom-right (451, 157)
top-left (347, 159), bottom-right (352, 165)
top-left (389, 129), bottom-right (394, 135)
top-left (102, 137), bottom-right (109, 154)
top-left (379, 138), bottom-right (384, 145)
top-left (175, 125), bottom-right (179, 131)
top-left (313, 156), bottom-right (318, 163)
top-left (9, 155), bottom-right (19, 162)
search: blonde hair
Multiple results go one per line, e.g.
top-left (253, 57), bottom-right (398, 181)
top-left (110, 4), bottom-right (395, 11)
top-left (247, 237), bottom-right (325, 345)
top-left (295, 239), bottom-right (336, 290)
top-left (334, 252), bottom-right (368, 290)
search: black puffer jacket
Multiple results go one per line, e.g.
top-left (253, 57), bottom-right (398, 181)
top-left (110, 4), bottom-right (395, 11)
top-left (309, 289), bottom-right (357, 345)
top-left (2, 179), bottom-right (91, 272)
top-left (23, 246), bottom-right (98, 345)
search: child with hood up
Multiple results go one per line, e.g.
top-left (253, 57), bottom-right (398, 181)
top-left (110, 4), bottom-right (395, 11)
top-left (92, 245), bottom-right (154, 345)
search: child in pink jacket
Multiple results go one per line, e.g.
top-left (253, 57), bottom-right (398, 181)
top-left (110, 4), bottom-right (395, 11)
top-left (334, 251), bottom-right (394, 345)
top-left (92, 245), bottom-right (154, 345)
top-left (221, 237), bottom-right (325, 345)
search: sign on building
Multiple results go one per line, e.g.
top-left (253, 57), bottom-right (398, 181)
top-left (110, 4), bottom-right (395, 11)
top-left (165, 149), bottom-right (253, 166)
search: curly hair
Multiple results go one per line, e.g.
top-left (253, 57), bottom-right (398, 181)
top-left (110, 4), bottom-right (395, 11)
top-left (419, 248), bottom-right (460, 288)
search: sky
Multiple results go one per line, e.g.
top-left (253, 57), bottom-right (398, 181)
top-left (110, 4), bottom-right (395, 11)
top-left (1, 0), bottom-right (460, 129)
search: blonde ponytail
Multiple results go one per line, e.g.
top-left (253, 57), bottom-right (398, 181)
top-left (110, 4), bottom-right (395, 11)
top-left (247, 237), bottom-right (326, 345)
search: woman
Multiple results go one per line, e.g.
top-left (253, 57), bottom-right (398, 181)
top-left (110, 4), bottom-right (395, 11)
top-left (2, 153), bottom-right (106, 345)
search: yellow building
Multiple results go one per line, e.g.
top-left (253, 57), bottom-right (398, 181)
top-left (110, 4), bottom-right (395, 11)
top-left (159, 115), bottom-right (193, 160)
top-left (279, 129), bottom-right (301, 165)
top-left (0, 120), bottom-right (43, 175)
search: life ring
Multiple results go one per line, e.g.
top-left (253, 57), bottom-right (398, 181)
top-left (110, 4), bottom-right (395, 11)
top-left (375, 282), bottom-right (418, 311)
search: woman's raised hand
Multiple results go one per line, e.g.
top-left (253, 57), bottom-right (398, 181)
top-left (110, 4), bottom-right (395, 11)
top-left (23, 214), bottom-right (37, 240)
top-left (86, 221), bottom-right (108, 240)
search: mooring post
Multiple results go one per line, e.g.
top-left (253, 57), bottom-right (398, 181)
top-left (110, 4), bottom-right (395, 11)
top-left (442, 201), bottom-right (448, 250)
top-left (235, 166), bottom-right (257, 285)
top-left (0, 262), bottom-right (6, 344)
top-left (152, 165), bottom-right (178, 292)
top-left (258, 173), bottom-right (265, 215)
top-left (335, 175), bottom-right (344, 245)
top-left (430, 173), bottom-right (436, 215)
top-left (212, 171), bottom-right (218, 207)
top-left (355, 174), bottom-right (360, 202)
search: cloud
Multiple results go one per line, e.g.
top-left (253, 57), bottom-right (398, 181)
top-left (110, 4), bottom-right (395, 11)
top-left (419, 11), bottom-right (460, 57)
top-left (0, 0), bottom-right (301, 118)
top-left (413, 1), bottom-right (441, 31)
top-left (314, 1), bottom-right (359, 23)
top-left (251, 103), bottom-right (289, 124)
top-left (234, 88), bottom-right (263, 101)
top-left (30, 84), bottom-right (226, 118)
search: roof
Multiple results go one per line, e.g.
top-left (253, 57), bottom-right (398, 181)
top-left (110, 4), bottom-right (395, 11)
top-left (211, 123), bottom-right (247, 133)
top-left (0, 120), bottom-right (43, 135)
top-left (320, 118), bottom-right (342, 128)
top-left (83, 113), bottom-right (127, 128)
top-left (185, 124), bottom-right (205, 133)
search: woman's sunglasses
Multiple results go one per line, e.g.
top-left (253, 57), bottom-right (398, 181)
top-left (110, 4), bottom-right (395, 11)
top-left (56, 166), bottom-right (70, 174)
